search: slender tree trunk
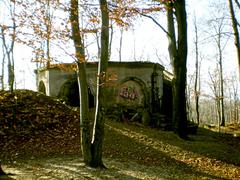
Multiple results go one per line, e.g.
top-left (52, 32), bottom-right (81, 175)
top-left (1, 30), bottom-right (5, 90)
top-left (70, 0), bottom-right (92, 165)
top-left (1, 0), bottom-right (16, 92)
top-left (219, 57), bottom-right (225, 126)
top-left (2, 31), bottom-right (14, 92)
top-left (228, 0), bottom-right (240, 77)
top-left (217, 33), bottom-right (225, 126)
top-left (10, 1), bottom-right (16, 92)
top-left (45, 0), bottom-right (51, 68)
top-left (119, 28), bottom-right (123, 62)
top-left (193, 15), bottom-right (200, 125)
top-left (8, 56), bottom-right (14, 92)
top-left (209, 70), bottom-right (221, 127)
top-left (166, 0), bottom-right (188, 139)
top-left (77, 61), bottom-right (92, 164)
top-left (216, 98), bottom-right (221, 131)
top-left (91, 0), bottom-right (109, 168)
top-left (109, 20), bottom-right (113, 60)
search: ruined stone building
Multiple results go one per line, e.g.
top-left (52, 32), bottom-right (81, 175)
top-left (36, 61), bottom-right (173, 128)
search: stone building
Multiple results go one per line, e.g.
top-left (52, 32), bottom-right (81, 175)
top-left (36, 61), bottom-right (173, 128)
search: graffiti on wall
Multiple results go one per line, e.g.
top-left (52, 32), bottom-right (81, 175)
top-left (119, 86), bottom-right (138, 100)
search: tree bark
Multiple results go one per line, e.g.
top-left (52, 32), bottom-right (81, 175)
top-left (91, 0), bottom-right (109, 168)
top-left (216, 26), bottom-right (225, 126)
top-left (228, 0), bottom-right (240, 78)
top-left (70, 0), bottom-right (92, 165)
top-left (219, 49), bottom-right (225, 126)
top-left (2, 26), bottom-right (15, 92)
top-left (193, 15), bottom-right (200, 125)
top-left (1, 28), bottom-right (5, 90)
top-left (119, 28), bottom-right (123, 62)
top-left (45, 0), bottom-right (51, 68)
top-left (8, 0), bottom-right (16, 92)
top-left (166, 0), bottom-right (188, 139)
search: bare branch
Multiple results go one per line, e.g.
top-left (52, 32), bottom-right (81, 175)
top-left (234, 0), bottom-right (240, 10)
top-left (138, 12), bottom-right (170, 37)
top-left (108, 2), bottom-right (170, 37)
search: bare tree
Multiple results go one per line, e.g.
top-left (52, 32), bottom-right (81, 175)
top-left (70, 0), bottom-right (92, 165)
top-left (209, 69), bottom-right (221, 131)
top-left (166, 0), bottom-right (189, 138)
top-left (0, 0), bottom-right (16, 92)
top-left (207, 1), bottom-right (232, 126)
top-left (70, 0), bottom-right (109, 168)
top-left (139, 0), bottom-right (189, 138)
top-left (1, 28), bottom-right (6, 90)
top-left (91, 0), bottom-right (109, 168)
top-left (228, 73), bottom-right (239, 123)
top-left (43, 0), bottom-right (53, 67)
top-left (193, 14), bottom-right (201, 125)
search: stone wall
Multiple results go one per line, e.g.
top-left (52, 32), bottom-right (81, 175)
top-left (36, 61), bottom-right (172, 127)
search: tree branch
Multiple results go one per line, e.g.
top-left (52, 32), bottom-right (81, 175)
top-left (234, 0), bottom-right (240, 10)
top-left (108, 3), bottom-right (170, 37)
top-left (138, 12), bottom-right (170, 37)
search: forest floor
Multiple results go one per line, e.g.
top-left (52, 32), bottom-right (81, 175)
top-left (0, 90), bottom-right (240, 179)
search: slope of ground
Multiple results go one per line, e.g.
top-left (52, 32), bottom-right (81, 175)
top-left (0, 90), bottom-right (240, 179)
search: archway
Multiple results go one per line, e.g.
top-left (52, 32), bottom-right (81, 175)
top-left (117, 77), bottom-right (148, 123)
top-left (118, 77), bottom-right (148, 107)
top-left (58, 79), bottom-right (94, 107)
top-left (161, 79), bottom-right (173, 121)
top-left (38, 81), bottom-right (46, 95)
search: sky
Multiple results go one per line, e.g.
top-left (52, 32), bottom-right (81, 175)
top-left (0, 0), bottom-right (239, 96)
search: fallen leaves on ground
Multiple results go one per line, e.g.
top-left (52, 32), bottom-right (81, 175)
top-left (0, 90), bottom-right (240, 179)
top-left (0, 90), bottom-right (81, 158)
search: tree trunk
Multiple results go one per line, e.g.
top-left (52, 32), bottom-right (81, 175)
top-left (228, 0), bottom-right (240, 78)
top-left (219, 55), bottom-right (225, 126)
top-left (217, 31), bottom-right (225, 126)
top-left (77, 61), bottom-right (92, 165)
top-left (193, 15), bottom-right (200, 125)
top-left (91, 0), bottom-right (109, 168)
top-left (166, 0), bottom-right (188, 139)
top-left (2, 27), bottom-right (15, 92)
top-left (119, 28), bottom-right (123, 62)
top-left (1, 28), bottom-right (5, 90)
top-left (70, 0), bottom-right (92, 165)
top-left (8, 57), bottom-right (14, 92)
top-left (216, 98), bottom-right (221, 131)
top-left (46, 0), bottom-right (51, 68)
top-left (1, 0), bottom-right (16, 92)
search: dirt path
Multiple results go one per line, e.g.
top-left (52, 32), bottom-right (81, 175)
top-left (1, 120), bottom-right (240, 179)
top-left (1, 155), bottom-right (227, 180)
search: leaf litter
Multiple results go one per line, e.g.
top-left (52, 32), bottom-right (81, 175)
top-left (0, 90), bottom-right (240, 179)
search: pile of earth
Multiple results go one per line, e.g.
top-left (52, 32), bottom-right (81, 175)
top-left (0, 90), bottom-right (81, 160)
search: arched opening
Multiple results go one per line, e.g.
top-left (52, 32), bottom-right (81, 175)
top-left (58, 79), bottom-right (94, 107)
top-left (117, 77), bottom-right (148, 123)
top-left (38, 81), bottom-right (46, 95)
top-left (161, 79), bottom-right (173, 121)
top-left (118, 77), bottom-right (148, 107)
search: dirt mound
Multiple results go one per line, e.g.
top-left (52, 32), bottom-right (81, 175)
top-left (0, 90), bottom-right (81, 159)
